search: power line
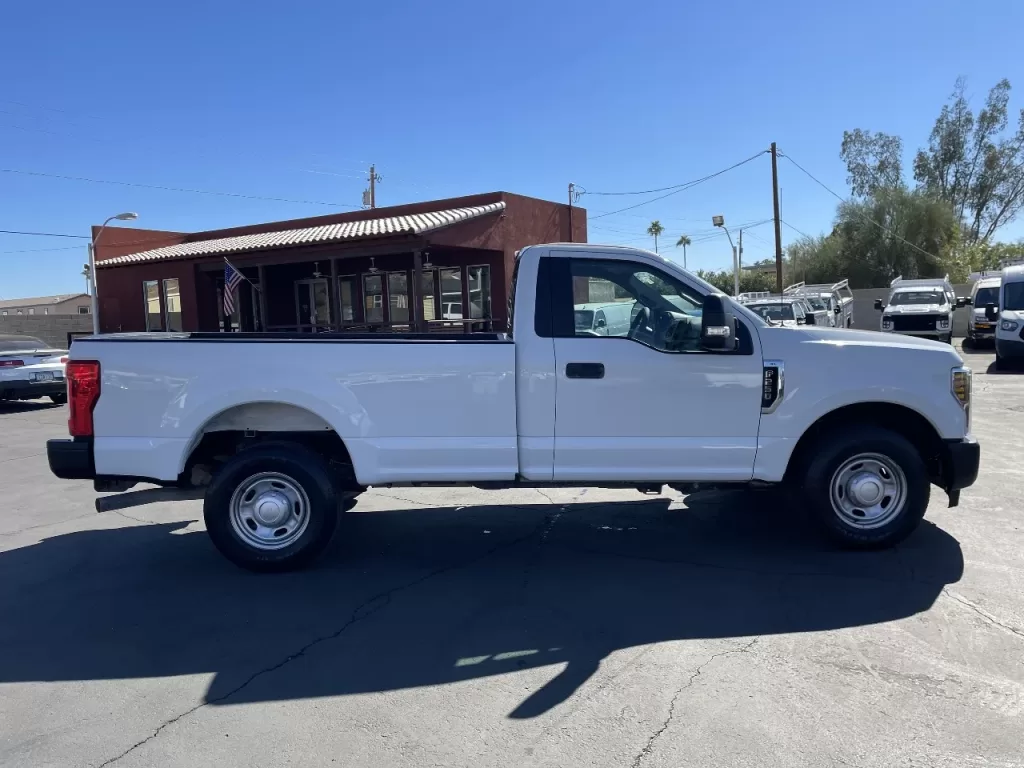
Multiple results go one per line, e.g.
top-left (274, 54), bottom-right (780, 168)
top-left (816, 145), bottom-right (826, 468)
top-left (0, 229), bottom-right (89, 239)
top-left (0, 244), bottom-right (81, 255)
top-left (0, 168), bottom-right (362, 209)
top-left (780, 220), bottom-right (813, 239)
top-left (778, 150), bottom-right (940, 261)
top-left (588, 150), bottom-right (770, 220)
top-left (583, 150), bottom-right (769, 196)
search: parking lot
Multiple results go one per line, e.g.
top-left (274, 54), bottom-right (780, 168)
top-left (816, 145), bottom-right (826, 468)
top-left (1, 341), bottom-right (1021, 768)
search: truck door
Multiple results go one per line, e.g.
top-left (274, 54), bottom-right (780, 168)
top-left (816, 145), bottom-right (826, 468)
top-left (546, 254), bottom-right (764, 483)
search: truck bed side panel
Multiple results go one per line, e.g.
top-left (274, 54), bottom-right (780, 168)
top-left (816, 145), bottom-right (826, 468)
top-left (77, 338), bottom-right (518, 485)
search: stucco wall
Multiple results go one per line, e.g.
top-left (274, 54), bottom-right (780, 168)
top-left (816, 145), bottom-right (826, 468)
top-left (0, 315), bottom-right (93, 348)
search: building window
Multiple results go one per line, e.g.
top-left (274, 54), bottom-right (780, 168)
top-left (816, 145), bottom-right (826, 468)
top-left (163, 278), bottom-right (182, 331)
top-left (420, 270), bottom-right (436, 322)
top-left (388, 272), bottom-right (410, 326)
top-left (78, 306), bottom-right (90, 314)
top-left (27, 308), bottom-right (35, 315)
top-left (338, 276), bottom-right (359, 323)
top-left (440, 268), bottom-right (463, 324)
top-left (363, 274), bottom-right (384, 324)
top-left (143, 280), bottom-right (163, 331)
top-left (1, 310), bottom-right (6, 316)
top-left (468, 265), bottom-right (492, 320)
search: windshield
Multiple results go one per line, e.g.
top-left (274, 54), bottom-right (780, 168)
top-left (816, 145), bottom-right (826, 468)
top-left (747, 303), bottom-right (795, 322)
top-left (0, 336), bottom-right (50, 353)
top-left (1005, 283), bottom-right (1024, 311)
top-left (889, 290), bottom-right (946, 306)
top-left (805, 297), bottom-right (827, 311)
top-left (973, 286), bottom-right (998, 308)
top-left (574, 310), bottom-right (595, 330)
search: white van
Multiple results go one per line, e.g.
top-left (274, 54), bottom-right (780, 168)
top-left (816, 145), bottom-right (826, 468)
top-left (989, 265), bottom-right (1024, 369)
top-left (966, 273), bottom-right (1002, 345)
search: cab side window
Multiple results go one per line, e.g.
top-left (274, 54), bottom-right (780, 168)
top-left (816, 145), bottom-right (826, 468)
top-left (562, 258), bottom-right (704, 352)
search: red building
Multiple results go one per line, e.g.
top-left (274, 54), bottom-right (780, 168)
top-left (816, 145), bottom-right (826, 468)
top-left (93, 192), bottom-right (586, 334)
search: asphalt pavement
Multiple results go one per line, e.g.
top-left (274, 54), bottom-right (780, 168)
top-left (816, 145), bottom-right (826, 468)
top-left (0, 340), bottom-right (1021, 768)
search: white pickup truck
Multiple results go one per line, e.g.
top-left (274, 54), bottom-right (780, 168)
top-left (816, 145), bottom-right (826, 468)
top-left (48, 243), bottom-right (980, 572)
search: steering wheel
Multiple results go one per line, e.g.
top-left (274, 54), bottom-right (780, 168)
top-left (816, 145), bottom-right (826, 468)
top-left (628, 305), bottom-right (649, 339)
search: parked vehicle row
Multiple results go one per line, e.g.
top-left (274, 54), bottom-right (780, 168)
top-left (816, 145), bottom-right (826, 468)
top-left (0, 334), bottom-right (68, 404)
top-left (970, 263), bottom-right (1024, 369)
top-left (735, 293), bottom-right (826, 328)
top-left (47, 243), bottom-right (979, 572)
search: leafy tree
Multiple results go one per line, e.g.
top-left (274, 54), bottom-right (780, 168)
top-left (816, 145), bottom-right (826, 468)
top-left (783, 187), bottom-right (960, 287)
top-left (841, 129), bottom-right (905, 197)
top-left (646, 220), bottom-right (664, 253)
top-left (675, 234), bottom-right (691, 269)
top-left (696, 268), bottom-right (779, 296)
top-left (913, 78), bottom-right (1024, 243)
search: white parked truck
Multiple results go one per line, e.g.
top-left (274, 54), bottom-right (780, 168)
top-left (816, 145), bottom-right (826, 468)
top-left (875, 275), bottom-right (960, 344)
top-left (48, 244), bottom-right (980, 571)
top-left (783, 280), bottom-right (854, 328)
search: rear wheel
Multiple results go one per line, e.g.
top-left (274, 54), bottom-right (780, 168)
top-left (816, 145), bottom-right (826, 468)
top-left (49, 392), bottom-right (67, 405)
top-left (204, 443), bottom-right (339, 572)
top-left (802, 426), bottom-right (929, 549)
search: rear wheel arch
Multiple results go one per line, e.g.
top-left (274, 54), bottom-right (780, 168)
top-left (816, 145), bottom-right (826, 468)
top-left (179, 401), bottom-right (358, 489)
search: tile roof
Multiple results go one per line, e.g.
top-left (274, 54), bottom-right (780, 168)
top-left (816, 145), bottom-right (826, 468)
top-left (98, 202), bottom-right (506, 267)
top-left (0, 293), bottom-right (88, 309)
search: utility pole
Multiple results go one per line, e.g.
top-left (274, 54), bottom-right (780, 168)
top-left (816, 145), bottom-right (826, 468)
top-left (771, 142), bottom-right (784, 293)
top-left (568, 182), bottom-right (575, 243)
top-left (738, 228), bottom-right (743, 282)
top-left (732, 245), bottom-right (739, 297)
top-left (366, 164), bottom-right (382, 209)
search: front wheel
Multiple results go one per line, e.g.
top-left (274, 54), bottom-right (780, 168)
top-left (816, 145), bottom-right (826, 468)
top-left (204, 443), bottom-right (339, 572)
top-left (802, 426), bottom-right (929, 549)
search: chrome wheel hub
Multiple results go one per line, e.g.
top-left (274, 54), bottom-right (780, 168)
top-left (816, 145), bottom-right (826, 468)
top-left (229, 472), bottom-right (310, 551)
top-left (829, 453), bottom-right (907, 530)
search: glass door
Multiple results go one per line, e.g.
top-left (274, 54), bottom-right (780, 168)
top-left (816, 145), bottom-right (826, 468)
top-left (295, 278), bottom-right (330, 331)
top-left (363, 274), bottom-right (384, 325)
top-left (338, 276), bottom-right (359, 325)
top-left (388, 272), bottom-right (410, 328)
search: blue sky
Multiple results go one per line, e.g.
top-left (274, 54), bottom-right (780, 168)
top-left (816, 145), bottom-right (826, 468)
top-left (1, 0), bottom-right (1022, 297)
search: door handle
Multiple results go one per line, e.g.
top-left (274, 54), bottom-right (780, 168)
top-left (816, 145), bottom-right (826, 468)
top-left (566, 362), bottom-right (605, 379)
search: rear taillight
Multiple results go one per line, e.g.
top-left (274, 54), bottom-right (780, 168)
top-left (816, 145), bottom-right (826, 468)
top-left (0, 360), bottom-right (24, 368)
top-left (67, 360), bottom-right (101, 437)
top-left (60, 356), bottom-right (69, 363)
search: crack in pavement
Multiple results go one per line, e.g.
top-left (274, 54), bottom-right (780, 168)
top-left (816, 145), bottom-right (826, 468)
top-left (629, 638), bottom-right (759, 768)
top-left (94, 521), bottom-right (548, 768)
top-left (943, 588), bottom-right (1024, 641)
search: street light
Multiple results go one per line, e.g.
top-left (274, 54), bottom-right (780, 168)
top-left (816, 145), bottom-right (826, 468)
top-left (713, 215), bottom-right (739, 297)
top-left (88, 212), bottom-right (138, 334)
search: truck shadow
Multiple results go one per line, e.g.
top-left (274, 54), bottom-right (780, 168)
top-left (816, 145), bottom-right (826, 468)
top-left (0, 493), bottom-right (963, 719)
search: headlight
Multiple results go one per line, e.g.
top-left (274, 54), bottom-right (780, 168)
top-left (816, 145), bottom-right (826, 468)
top-left (1002, 319), bottom-right (1019, 331)
top-left (937, 317), bottom-right (950, 329)
top-left (952, 367), bottom-right (972, 430)
top-left (881, 316), bottom-right (893, 330)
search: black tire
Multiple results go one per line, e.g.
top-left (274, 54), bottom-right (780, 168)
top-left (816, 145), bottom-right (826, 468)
top-left (204, 443), bottom-right (339, 572)
top-left (944, 334), bottom-right (953, 345)
top-left (995, 354), bottom-right (1006, 371)
top-left (49, 392), bottom-right (67, 405)
top-left (802, 426), bottom-right (929, 549)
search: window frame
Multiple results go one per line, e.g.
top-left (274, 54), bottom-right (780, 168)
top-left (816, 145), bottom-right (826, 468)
top-left (143, 280), bottom-right (164, 331)
top-left (545, 256), bottom-right (752, 355)
top-left (162, 277), bottom-right (182, 332)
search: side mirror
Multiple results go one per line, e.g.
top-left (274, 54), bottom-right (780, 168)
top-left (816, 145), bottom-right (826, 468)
top-left (595, 317), bottom-right (607, 329)
top-left (956, 297), bottom-right (971, 308)
top-left (700, 294), bottom-right (738, 352)
top-left (986, 303), bottom-right (999, 322)
top-left (874, 299), bottom-right (883, 311)
top-left (834, 306), bottom-right (841, 314)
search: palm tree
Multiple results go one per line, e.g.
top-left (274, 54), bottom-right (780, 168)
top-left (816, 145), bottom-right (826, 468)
top-left (647, 220), bottom-right (665, 253)
top-left (675, 234), bottom-right (691, 269)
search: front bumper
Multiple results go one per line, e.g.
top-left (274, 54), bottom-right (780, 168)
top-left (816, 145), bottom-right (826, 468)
top-left (0, 379), bottom-right (66, 400)
top-left (996, 337), bottom-right (1024, 359)
top-left (969, 323), bottom-right (995, 338)
top-left (47, 438), bottom-right (95, 480)
top-left (942, 437), bottom-right (980, 506)
top-left (884, 329), bottom-right (950, 339)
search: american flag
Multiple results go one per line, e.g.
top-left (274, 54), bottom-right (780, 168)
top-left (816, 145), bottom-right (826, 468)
top-left (223, 260), bottom-right (245, 316)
